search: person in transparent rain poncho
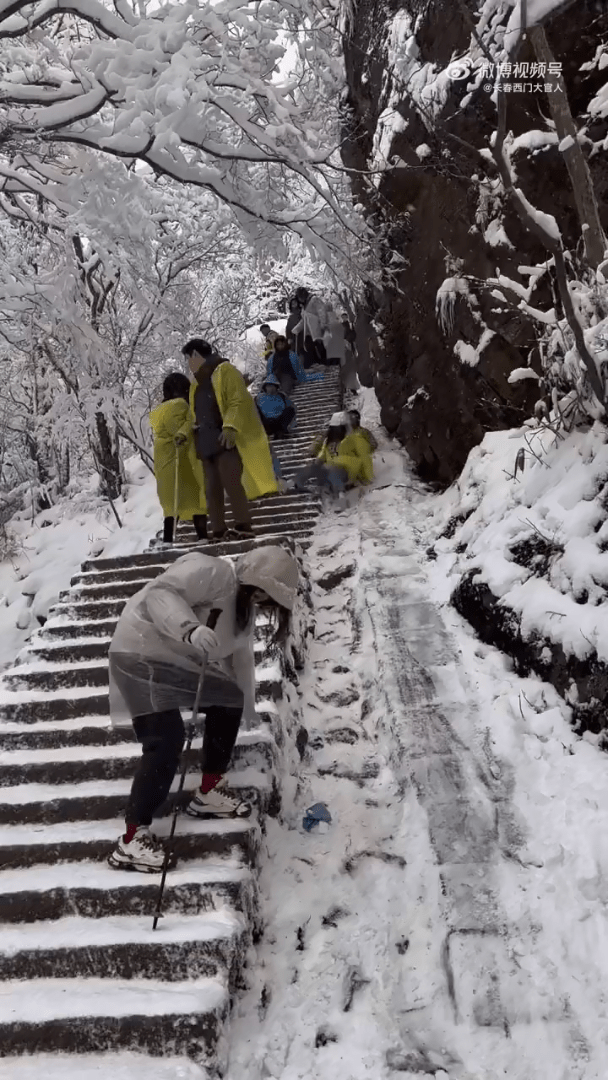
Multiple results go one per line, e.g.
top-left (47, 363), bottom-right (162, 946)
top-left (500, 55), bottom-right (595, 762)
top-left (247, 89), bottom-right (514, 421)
top-left (107, 545), bottom-right (299, 873)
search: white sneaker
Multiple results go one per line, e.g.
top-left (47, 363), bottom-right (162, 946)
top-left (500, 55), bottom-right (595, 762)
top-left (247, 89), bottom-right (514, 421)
top-left (186, 780), bottom-right (252, 819)
top-left (108, 826), bottom-right (168, 873)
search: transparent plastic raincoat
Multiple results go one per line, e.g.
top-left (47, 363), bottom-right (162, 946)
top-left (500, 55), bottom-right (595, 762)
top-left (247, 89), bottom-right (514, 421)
top-left (108, 553), bottom-right (255, 727)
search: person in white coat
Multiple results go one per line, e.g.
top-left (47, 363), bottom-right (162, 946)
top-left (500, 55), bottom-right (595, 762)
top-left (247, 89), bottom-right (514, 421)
top-left (107, 545), bottom-right (299, 872)
top-left (293, 287), bottom-right (331, 365)
top-left (322, 311), bottom-right (347, 368)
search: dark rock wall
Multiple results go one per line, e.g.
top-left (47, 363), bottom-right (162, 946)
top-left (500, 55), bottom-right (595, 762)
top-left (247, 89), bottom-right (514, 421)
top-left (342, 0), bottom-right (608, 484)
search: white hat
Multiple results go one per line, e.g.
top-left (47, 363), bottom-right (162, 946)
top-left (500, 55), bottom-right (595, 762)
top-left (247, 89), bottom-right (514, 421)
top-left (236, 545), bottom-right (299, 610)
top-left (329, 411), bottom-right (349, 426)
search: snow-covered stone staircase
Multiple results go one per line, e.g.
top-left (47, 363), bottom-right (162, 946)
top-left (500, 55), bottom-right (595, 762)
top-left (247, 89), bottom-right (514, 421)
top-left (0, 369), bottom-right (342, 1075)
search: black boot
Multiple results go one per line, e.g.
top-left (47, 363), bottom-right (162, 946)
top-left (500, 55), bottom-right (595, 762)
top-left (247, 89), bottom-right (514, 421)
top-left (193, 514), bottom-right (208, 541)
top-left (163, 517), bottom-right (175, 543)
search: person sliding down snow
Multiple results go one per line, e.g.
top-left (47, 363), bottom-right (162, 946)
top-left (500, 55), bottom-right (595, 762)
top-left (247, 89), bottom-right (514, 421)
top-left (108, 545), bottom-right (299, 873)
top-left (255, 375), bottom-right (296, 438)
top-left (290, 411), bottom-right (373, 494)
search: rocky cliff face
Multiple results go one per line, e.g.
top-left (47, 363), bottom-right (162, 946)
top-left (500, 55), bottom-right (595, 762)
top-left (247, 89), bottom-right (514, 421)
top-left (342, 0), bottom-right (608, 485)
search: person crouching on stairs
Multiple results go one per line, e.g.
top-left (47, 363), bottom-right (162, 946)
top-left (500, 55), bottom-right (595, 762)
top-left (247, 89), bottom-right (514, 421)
top-left (150, 373), bottom-right (209, 545)
top-left (255, 375), bottom-right (296, 439)
top-left (290, 411), bottom-right (373, 494)
top-left (108, 545), bottom-right (299, 873)
top-left (182, 338), bottom-right (278, 542)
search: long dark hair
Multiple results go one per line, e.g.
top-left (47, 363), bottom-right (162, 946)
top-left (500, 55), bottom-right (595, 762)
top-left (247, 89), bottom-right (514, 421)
top-left (163, 372), bottom-right (191, 402)
top-left (325, 423), bottom-right (347, 445)
top-left (235, 584), bottom-right (291, 644)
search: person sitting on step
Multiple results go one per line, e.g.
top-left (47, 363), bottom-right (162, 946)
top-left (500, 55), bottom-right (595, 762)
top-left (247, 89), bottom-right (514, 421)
top-left (107, 546), bottom-right (299, 873)
top-left (149, 372), bottom-right (208, 545)
top-left (266, 335), bottom-right (324, 397)
top-left (182, 338), bottom-right (278, 543)
top-left (255, 375), bottom-right (296, 439)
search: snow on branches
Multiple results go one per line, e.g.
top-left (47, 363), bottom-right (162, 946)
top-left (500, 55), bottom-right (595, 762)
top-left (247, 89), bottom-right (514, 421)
top-left (0, 0), bottom-right (362, 257)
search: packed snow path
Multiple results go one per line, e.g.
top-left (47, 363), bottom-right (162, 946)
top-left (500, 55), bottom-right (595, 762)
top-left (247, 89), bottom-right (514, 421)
top-left (0, 370), bottom-right (343, 1078)
top-left (227, 477), bottom-right (602, 1080)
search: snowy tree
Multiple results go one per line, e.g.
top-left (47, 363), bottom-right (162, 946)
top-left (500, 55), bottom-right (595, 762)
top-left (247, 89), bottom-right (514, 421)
top-left (0, 0), bottom-right (365, 263)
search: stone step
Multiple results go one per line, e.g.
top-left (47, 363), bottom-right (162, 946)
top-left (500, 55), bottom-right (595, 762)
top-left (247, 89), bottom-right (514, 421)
top-left (23, 623), bottom-right (271, 662)
top-left (0, 718), bottom-right (130, 751)
top-left (0, 690), bottom-right (111, 723)
top-left (0, 857), bottom-right (258, 923)
top-left (0, 732), bottom-right (277, 787)
top-left (173, 506), bottom-right (317, 531)
top-left (0, 910), bottom-right (246, 986)
top-left (0, 815), bottom-right (261, 870)
top-left (0, 768), bottom-right (278, 825)
top-left (1, 694), bottom-right (282, 727)
top-left (0, 973), bottom-right (229, 1061)
top-left (82, 532), bottom-right (300, 574)
top-left (3, 659), bottom-right (283, 700)
top-left (39, 619), bottom-right (119, 640)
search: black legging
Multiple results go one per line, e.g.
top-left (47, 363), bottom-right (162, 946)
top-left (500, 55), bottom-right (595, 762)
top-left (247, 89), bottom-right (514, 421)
top-left (125, 705), bottom-right (242, 826)
top-left (261, 404), bottom-right (296, 437)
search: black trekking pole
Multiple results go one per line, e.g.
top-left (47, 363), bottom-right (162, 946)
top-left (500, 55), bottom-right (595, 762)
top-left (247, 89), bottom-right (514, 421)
top-left (152, 607), bottom-right (222, 930)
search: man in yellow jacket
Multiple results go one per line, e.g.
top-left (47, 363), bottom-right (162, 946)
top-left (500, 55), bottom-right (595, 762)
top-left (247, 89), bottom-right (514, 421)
top-left (182, 339), bottom-right (278, 541)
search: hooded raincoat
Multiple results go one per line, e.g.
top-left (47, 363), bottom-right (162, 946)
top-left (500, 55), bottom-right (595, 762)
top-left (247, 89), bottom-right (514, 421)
top-left (108, 548), bottom-right (298, 727)
top-left (317, 429), bottom-right (374, 484)
top-left (189, 361), bottom-right (278, 500)
top-left (149, 398), bottom-right (207, 517)
top-left (265, 350), bottom-right (323, 385)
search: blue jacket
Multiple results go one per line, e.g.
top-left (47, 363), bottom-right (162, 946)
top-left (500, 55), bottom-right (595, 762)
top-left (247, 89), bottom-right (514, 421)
top-left (266, 351), bottom-right (323, 384)
top-left (255, 390), bottom-right (292, 420)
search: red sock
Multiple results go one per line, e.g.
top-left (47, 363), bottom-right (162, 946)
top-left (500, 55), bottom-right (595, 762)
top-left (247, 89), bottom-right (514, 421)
top-left (123, 823), bottom-right (138, 844)
top-left (200, 773), bottom-right (222, 795)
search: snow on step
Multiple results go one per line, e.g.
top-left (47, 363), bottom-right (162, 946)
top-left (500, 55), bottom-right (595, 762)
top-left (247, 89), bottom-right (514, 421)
top-left (0, 975), bottom-right (227, 1023)
top-left (0, 725), bottom-right (274, 766)
top-left (0, 714), bottom-right (112, 735)
top-left (0, 685), bottom-right (103, 705)
top-left (0, 859), bottom-right (250, 895)
top-left (1, 1051), bottom-right (209, 1080)
top-left (0, 814), bottom-right (259, 847)
top-left (0, 910), bottom-right (244, 954)
top-left (0, 766), bottom-right (270, 805)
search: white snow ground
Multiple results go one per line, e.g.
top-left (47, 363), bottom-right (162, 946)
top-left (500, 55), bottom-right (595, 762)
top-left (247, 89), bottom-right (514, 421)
top-left (3, 391), bottom-right (608, 1077)
top-left (226, 393), bottom-right (608, 1079)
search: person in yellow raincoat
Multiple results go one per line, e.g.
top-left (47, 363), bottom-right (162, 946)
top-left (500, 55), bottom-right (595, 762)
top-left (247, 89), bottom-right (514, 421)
top-left (181, 339), bottom-right (278, 542)
top-left (149, 373), bottom-right (208, 545)
top-left (290, 411), bottom-right (373, 493)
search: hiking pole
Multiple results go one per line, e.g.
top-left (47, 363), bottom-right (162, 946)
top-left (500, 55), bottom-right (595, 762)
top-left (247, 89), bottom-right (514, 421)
top-left (152, 606), bottom-right (222, 930)
top-left (172, 444), bottom-right (180, 544)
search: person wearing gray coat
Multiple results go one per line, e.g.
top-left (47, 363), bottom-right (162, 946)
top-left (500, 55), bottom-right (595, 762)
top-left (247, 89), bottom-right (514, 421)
top-left (107, 545), bottom-right (299, 873)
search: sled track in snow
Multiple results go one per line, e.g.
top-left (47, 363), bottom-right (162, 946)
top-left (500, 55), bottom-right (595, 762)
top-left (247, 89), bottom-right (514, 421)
top-left (0, 369), bottom-right (343, 1076)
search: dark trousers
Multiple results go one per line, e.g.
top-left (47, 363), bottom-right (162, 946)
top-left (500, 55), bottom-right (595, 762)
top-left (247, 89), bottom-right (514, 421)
top-left (293, 461), bottom-right (348, 493)
top-left (302, 336), bottom-right (317, 369)
top-left (163, 515), bottom-right (207, 543)
top-left (277, 373), bottom-right (296, 396)
top-left (261, 404), bottom-right (295, 438)
top-left (202, 448), bottom-right (251, 533)
top-left (125, 705), bottom-right (242, 826)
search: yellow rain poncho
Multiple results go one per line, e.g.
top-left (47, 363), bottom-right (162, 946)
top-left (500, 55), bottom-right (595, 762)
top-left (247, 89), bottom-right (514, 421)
top-left (317, 429), bottom-right (374, 484)
top-left (189, 362), bottom-right (278, 500)
top-left (149, 398), bottom-right (207, 518)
